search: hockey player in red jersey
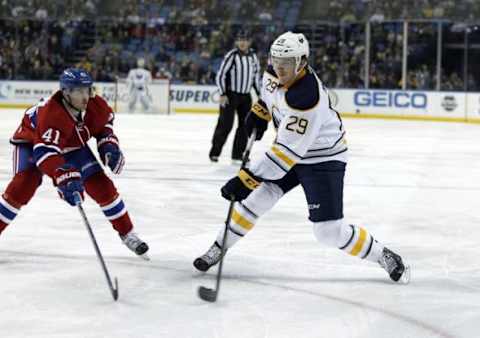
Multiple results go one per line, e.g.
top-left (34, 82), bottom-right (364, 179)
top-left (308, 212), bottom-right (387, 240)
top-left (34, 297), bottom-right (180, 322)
top-left (0, 68), bottom-right (149, 258)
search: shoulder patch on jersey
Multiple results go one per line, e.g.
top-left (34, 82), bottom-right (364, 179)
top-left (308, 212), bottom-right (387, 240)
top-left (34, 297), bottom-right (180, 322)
top-left (265, 65), bottom-right (278, 78)
top-left (285, 73), bottom-right (319, 111)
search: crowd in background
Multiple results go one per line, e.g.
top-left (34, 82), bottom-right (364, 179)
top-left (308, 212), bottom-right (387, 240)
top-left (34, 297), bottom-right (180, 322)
top-left (325, 0), bottom-right (480, 22)
top-left (1, 0), bottom-right (480, 91)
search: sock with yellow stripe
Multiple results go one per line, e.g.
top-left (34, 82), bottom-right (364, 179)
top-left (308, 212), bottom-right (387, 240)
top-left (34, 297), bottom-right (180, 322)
top-left (216, 201), bottom-right (259, 249)
top-left (313, 219), bottom-right (384, 263)
top-left (216, 182), bottom-right (286, 249)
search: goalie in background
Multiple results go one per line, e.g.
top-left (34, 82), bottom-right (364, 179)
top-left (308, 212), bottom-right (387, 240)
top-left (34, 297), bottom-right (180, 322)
top-left (126, 58), bottom-right (153, 114)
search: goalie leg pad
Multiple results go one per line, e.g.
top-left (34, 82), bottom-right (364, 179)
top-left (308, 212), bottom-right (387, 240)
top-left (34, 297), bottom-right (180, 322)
top-left (128, 91), bottom-right (138, 112)
top-left (139, 92), bottom-right (152, 111)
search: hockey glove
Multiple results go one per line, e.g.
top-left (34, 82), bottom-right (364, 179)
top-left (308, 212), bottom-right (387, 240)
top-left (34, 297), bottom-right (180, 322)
top-left (221, 168), bottom-right (262, 201)
top-left (98, 134), bottom-right (125, 174)
top-left (245, 99), bottom-right (271, 140)
top-left (54, 164), bottom-right (84, 206)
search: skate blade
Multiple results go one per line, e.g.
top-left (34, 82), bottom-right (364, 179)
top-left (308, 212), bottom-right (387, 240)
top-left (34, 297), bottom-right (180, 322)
top-left (398, 264), bottom-right (411, 284)
top-left (138, 253), bottom-right (150, 261)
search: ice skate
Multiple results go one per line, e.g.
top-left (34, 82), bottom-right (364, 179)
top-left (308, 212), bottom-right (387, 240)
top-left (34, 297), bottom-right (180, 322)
top-left (120, 231), bottom-right (150, 260)
top-left (378, 247), bottom-right (410, 284)
top-left (193, 242), bottom-right (224, 272)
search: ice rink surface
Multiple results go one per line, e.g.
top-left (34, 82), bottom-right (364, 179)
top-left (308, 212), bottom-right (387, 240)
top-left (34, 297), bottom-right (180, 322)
top-left (1, 108), bottom-right (480, 338)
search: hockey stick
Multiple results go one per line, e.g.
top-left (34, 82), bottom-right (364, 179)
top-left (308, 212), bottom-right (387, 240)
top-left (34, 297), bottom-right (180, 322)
top-left (74, 193), bottom-right (119, 301)
top-left (198, 128), bottom-right (257, 302)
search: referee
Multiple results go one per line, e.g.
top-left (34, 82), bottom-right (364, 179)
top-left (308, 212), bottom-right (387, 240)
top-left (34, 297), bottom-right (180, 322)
top-left (209, 30), bottom-right (261, 164)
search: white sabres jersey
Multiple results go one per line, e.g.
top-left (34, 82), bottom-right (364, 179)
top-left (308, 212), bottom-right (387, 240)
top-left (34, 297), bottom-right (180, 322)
top-left (126, 68), bottom-right (152, 92)
top-left (249, 65), bottom-right (348, 181)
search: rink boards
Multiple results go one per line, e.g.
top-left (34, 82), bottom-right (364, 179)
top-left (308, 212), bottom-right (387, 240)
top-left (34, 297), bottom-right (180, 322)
top-left (1, 80), bottom-right (480, 122)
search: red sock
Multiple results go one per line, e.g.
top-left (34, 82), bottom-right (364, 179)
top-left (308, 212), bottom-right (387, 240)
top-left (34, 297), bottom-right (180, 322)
top-left (84, 172), bottom-right (133, 235)
top-left (0, 169), bottom-right (42, 234)
top-left (110, 212), bottom-right (134, 236)
top-left (0, 220), bottom-right (8, 234)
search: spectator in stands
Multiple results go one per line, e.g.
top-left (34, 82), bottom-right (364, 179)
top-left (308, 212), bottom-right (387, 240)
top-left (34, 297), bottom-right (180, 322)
top-left (2, 0), bottom-right (480, 92)
top-left (155, 66), bottom-right (172, 80)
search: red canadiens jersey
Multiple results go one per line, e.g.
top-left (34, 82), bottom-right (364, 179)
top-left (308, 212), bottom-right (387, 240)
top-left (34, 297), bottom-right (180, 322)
top-left (11, 91), bottom-right (115, 177)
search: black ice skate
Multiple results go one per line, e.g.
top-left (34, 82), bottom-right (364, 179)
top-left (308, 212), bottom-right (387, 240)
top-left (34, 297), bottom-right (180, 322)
top-left (120, 231), bottom-right (150, 260)
top-left (378, 247), bottom-right (410, 283)
top-left (193, 242), bottom-right (225, 272)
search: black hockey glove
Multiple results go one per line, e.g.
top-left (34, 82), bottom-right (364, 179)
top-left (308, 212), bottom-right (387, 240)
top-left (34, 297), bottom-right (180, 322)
top-left (221, 168), bottom-right (263, 201)
top-left (245, 99), bottom-right (271, 140)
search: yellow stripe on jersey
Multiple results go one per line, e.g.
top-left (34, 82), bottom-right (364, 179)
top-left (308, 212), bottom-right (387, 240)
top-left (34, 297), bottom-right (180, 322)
top-left (231, 209), bottom-right (254, 230)
top-left (349, 228), bottom-right (367, 256)
top-left (271, 146), bottom-right (296, 168)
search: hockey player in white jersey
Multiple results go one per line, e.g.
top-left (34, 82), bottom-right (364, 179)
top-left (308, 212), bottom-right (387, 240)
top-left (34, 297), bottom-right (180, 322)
top-left (194, 32), bottom-right (410, 284)
top-left (126, 58), bottom-right (152, 113)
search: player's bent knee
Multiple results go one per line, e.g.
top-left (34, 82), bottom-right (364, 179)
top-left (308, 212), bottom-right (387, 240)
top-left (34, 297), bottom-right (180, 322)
top-left (84, 172), bottom-right (118, 204)
top-left (4, 169), bottom-right (42, 207)
top-left (313, 219), bottom-right (352, 248)
top-left (243, 182), bottom-right (284, 217)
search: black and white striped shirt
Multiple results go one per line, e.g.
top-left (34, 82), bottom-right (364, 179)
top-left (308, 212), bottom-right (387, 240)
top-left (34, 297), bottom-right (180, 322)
top-left (216, 48), bottom-right (261, 96)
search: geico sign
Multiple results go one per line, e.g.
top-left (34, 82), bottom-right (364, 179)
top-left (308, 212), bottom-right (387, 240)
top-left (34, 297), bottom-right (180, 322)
top-left (354, 91), bottom-right (427, 108)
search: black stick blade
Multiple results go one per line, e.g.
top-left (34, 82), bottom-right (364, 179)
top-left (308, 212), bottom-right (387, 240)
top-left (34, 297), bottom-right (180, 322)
top-left (198, 286), bottom-right (217, 302)
top-left (111, 277), bottom-right (119, 301)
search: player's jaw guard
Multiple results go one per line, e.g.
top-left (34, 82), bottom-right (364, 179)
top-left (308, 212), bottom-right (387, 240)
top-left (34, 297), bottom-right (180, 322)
top-left (198, 128), bottom-right (257, 303)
